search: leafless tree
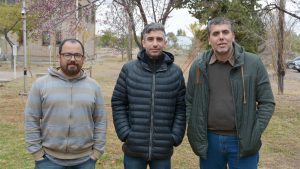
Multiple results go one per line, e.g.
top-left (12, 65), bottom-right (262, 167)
top-left (110, 0), bottom-right (189, 50)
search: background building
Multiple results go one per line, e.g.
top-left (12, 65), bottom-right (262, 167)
top-left (0, 0), bottom-right (95, 62)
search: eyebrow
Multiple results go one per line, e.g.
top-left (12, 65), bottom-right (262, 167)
top-left (211, 29), bottom-right (231, 34)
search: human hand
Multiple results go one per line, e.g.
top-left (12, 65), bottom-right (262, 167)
top-left (35, 156), bottom-right (45, 161)
top-left (90, 155), bottom-right (97, 161)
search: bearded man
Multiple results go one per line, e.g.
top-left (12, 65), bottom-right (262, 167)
top-left (25, 38), bottom-right (107, 169)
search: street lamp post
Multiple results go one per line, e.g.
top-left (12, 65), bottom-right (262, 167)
top-left (20, 0), bottom-right (27, 95)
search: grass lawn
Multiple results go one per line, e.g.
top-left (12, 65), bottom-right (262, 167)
top-left (0, 51), bottom-right (299, 169)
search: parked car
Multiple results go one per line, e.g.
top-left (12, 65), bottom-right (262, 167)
top-left (287, 56), bottom-right (300, 69)
top-left (293, 60), bottom-right (300, 72)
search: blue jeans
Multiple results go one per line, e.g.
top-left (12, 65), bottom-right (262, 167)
top-left (124, 154), bottom-right (171, 169)
top-left (35, 156), bottom-right (96, 169)
top-left (200, 132), bottom-right (259, 169)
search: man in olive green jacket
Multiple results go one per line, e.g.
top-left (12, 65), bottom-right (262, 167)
top-left (186, 17), bottom-right (275, 169)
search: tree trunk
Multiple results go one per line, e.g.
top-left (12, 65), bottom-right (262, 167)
top-left (277, 0), bottom-right (285, 94)
top-left (4, 32), bottom-right (14, 70)
top-left (126, 0), bottom-right (133, 60)
top-left (127, 21), bottom-right (133, 60)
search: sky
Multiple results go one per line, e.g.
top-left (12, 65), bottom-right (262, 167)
top-left (164, 3), bottom-right (300, 36)
top-left (96, 6), bottom-right (197, 37)
top-left (96, 1), bottom-right (299, 36)
top-left (165, 8), bottom-right (198, 37)
top-left (260, 0), bottom-right (300, 35)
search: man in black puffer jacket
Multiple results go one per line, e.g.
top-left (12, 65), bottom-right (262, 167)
top-left (111, 22), bottom-right (186, 169)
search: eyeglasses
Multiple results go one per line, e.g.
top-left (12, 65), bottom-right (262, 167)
top-left (61, 53), bottom-right (84, 60)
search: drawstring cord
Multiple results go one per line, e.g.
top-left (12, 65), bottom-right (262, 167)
top-left (241, 65), bottom-right (246, 104)
top-left (197, 68), bottom-right (201, 84)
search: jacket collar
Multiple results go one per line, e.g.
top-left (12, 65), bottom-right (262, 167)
top-left (198, 42), bottom-right (245, 71)
top-left (137, 49), bottom-right (174, 72)
top-left (48, 67), bottom-right (87, 82)
top-left (209, 51), bottom-right (235, 66)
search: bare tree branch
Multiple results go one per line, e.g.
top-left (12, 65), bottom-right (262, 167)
top-left (151, 0), bottom-right (157, 22)
top-left (135, 0), bottom-right (148, 25)
top-left (264, 3), bottom-right (300, 20)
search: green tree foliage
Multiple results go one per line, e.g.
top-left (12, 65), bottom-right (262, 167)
top-left (185, 0), bottom-right (265, 53)
top-left (98, 30), bottom-right (138, 49)
top-left (0, 3), bottom-right (36, 45)
top-left (0, 3), bottom-right (22, 67)
top-left (97, 30), bottom-right (137, 60)
top-left (99, 31), bottom-right (118, 48)
top-left (167, 32), bottom-right (178, 48)
top-left (177, 29), bottom-right (186, 36)
top-left (290, 33), bottom-right (300, 55)
top-left (0, 4), bottom-right (21, 38)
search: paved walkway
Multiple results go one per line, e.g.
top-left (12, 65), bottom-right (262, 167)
top-left (0, 71), bottom-right (23, 81)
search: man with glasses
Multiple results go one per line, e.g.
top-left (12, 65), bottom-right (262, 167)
top-left (25, 38), bottom-right (107, 169)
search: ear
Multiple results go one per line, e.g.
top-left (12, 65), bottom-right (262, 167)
top-left (208, 35), bottom-right (211, 45)
top-left (142, 39), bottom-right (146, 48)
top-left (161, 39), bottom-right (167, 48)
top-left (57, 54), bottom-right (61, 62)
top-left (142, 39), bottom-right (145, 48)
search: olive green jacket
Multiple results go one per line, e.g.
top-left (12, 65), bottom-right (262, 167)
top-left (186, 42), bottom-right (275, 159)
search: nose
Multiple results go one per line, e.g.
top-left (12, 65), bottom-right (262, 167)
top-left (70, 55), bottom-right (76, 61)
top-left (153, 39), bottom-right (158, 47)
top-left (219, 33), bottom-right (224, 40)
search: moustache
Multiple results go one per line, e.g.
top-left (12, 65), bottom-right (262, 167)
top-left (67, 61), bottom-right (78, 65)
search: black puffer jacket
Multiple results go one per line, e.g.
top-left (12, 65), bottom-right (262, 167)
top-left (111, 50), bottom-right (186, 160)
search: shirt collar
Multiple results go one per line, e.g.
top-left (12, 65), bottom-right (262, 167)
top-left (209, 50), bottom-right (235, 66)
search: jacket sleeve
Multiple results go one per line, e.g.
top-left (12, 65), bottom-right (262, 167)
top-left (185, 62), bottom-right (197, 121)
top-left (255, 58), bottom-right (275, 133)
top-left (172, 70), bottom-right (186, 146)
top-left (24, 82), bottom-right (45, 160)
top-left (111, 65), bottom-right (131, 142)
top-left (92, 85), bottom-right (107, 159)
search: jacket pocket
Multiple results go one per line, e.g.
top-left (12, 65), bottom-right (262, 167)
top-left (251, 120), bottom-right (262, 145)
top-left (243, 120), bottom-right (262, 154)
top-left (67, 124), bottom-right (94, 152)
top-left (42, 125), bottom-right (69, 151)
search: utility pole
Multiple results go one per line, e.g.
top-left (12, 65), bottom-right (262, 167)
top-left (20, 0), bottom-right (27, 95)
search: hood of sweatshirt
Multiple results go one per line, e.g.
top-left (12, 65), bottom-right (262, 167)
top-left (48, 67), bottom-right (87, 82)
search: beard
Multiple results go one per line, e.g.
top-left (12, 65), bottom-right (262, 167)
top-left (60, 61), bottom-right (82, 77)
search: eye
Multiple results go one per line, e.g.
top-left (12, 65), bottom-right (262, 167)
top-left (147, 37), bottom-right (154, 42)
top-left (74, 53), bottom-right (83, 57)
top-left (212, 31), bottom-right (220, 36)
top-left (156, 37), bottom-right (164, 42)
top-left (222, 30), bottom-right (230, 35)
top-left (64, 53), bottom-right (73, 57)
top-left (73, 53), bottom-right (83, 60)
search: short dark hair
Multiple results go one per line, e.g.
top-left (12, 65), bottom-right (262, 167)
top-left (58, 38), bottom-right (85, 55)
top-left (141, 22), bottom-right (166, 40)
top-left (207, 17), bottom-right (234, 35)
